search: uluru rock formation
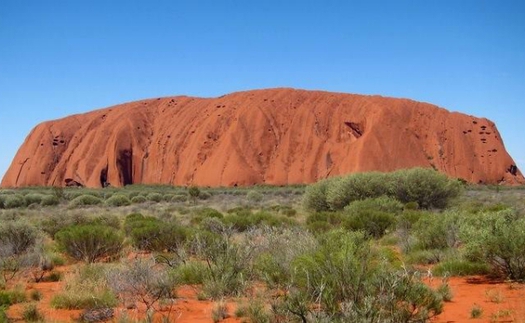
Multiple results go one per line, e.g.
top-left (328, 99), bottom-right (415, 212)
top-left (2, 88), bottom-right (523, 188)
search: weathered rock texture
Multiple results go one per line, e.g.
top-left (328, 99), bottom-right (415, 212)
top-left (2, 88), bottom-right (523, 188)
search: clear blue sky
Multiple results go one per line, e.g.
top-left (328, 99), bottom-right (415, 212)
top-left (1, 0), bottom-right (524, 180)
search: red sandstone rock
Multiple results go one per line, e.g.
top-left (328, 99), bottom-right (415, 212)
top-left (2, 88), bottom-right (523, 188)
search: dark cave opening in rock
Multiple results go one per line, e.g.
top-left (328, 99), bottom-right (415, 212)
top-left (117, 149), bottom-right (133, 185)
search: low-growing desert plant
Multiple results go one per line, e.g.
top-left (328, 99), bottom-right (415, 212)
top-left (22, 303), bottom-right (44, 322)
top-left (55, 224), bottom-right (124, 263)
top-left (69, 194), bottom-right (103, 207)
top-left (470, 304), bottom-right (483, 318)
top-left (211, 300), bottom-right (229, 322)
top-left (104, 194), bottom-right (131, 207)
top-left (106, 257), bottom-right (175, 312)
top-left (51, 264), bottom-right (118, 310)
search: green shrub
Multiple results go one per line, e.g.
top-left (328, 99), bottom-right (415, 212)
top-left (0, 288), bottom-right (26, 306)
top-left (69, 194), bottom-right (103, 207)
top-left (199, 191), bottom-right (212, 200)
top-left (283, 230), bottom-right (442, 320)
top-left (30, 290), bottom-right (42, 301)
top-left (170, 194), bottom-right (187, 202)
top-left (0, 221), bottom-right (39, 255)
top-left (104, 194), bottom-right (131, 207)
top-left (246, 190), bottom-right (263, 203)
top-left (24, 193), bottom-right (46, 205)
top-left (3, 194), bottom-right (26, 208)
top-left (391, 168), bottom-right (462, 209)
top-left (433, 260), bottom-right (490, 276)
top-left (306, 211), bottom-right (344, 225)
top-left (51, 289), bottom-right (117, 310)
top-left (126, 216), bottom-right (187, 252)
top-left (146, 192), bottom-right (163, 202)
top-left (326, 172), bottom-right (391, 210)
top-left (130, 195), bottom-right (147, 204)
top-left (303, 178), bottom-right (332, 212)
top-left (343, 209), bottom-right (396, 238)
top-left (412, 211), bottom-right (461, 250)
top-left (171, 261), bottom-right (207, 284)
top-left (188, 186), bottom-right (200, 202)
top-left (50, 264), bottom-right (117, 309)
top-left (461, 210), bottom-right (525, 280)
top-left (55, 224), bottom-right (124, 263)
top-left (437, 282), bottom-right (453, 302)
top-left (344, 196), bottom-right (404, 215)
top-left (41, 195), bottom-right (60, 206)
top-left (22, 303), bottom-right (44, 322)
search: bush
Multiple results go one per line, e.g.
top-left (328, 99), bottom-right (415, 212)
top-left (343, 210), bottom-right (396, 238)
top-left (41, 195), bottom-right (60, 206)
top-left (22, 303), bottom-right (44, 322)
top-left (69, 195), bottom-right (103, 207)
top-left (412, 211), bottom-right (461, 250)
top-left (55, 224), bottom-right (124, 263)
top-left (126, 215), bottom-right (187, 252)
top-left (106, 258), bottom-right (175, 311)
top-left (0, 221), bottom-right (39, 255)
top-left (130, 195), bottom-right (147, 204)
top-left (170, 194), bottom-right (187, 202)
top-left (326, 172), bottom-right (391, 210)
top-left (344, 196), bottom-right (404, 215)
top-left (171, 261), bottom-right (207, 285)
top-left (3, 194), bottom-right (26, 208)
top-left (281, 230), bottom-right (442, 321)
top-left (50, 264), bottom-right (118, 310)
top-left (391, 168), bottom-right (462, 209)
top-left (461, 210), bottom-right (525, 280)
top-left (104, 194), bottom-right (131, 207)
top-left (24, 193), bottom-right (46, 206)
top-left (304, 168), bottom-right (462, 212)
top-left (433, 260), bottom-right (490, 277)
top-left (303, 179), bottom-right (332, 212)
top-left (246, 190), bottom-right (263, 203)
top-left (146, 192), bottom-right (163, 202)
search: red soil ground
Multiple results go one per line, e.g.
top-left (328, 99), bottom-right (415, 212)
top-left (6, 267), bottom-right (525, 322)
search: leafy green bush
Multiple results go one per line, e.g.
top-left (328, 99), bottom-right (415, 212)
top-left (0, 221), bottom-right (39, 255)
top-left (41, 194), bottom-right (60, 206)
top-left (304, 168), bottom-right (462, 212)
top-left (104, 194), bottom-right (131, 207)
top-left (433, 260), bottom-right (490, 277)
top-left (24, 193), bottom-right (46, 206)
top-left (170, 194), bottom-right (187, 202)
top-left (412, 211), bottom-right (461, 250)
top-left (50, 264), bottom-right (118, 309)
top-left (130, 195), bottom-right (147, 204)
top-left (344, 196), bottom-right (404, 215)
top-left (246, 190), bottom-right (263, 203)
top-left (55, 224), bottom-right (124, 263)
top-left (327, 172), bottom-right (392, 210)
top-left (461, 210), bottom-right (525, 280)
top-left (146, 192), bottom-right (163, 202)
top-left (391, 168), bottom-right (462, 209)
top-left (69, 194), bottom-right (103, 207)
top-left (303, 178), bottom-right (332, 212)
top-left (3, 194), bottom-right (26, 208)
top-left (171, 261), bottom-right (207, 285)
top-left (343, 209), bottom-right (396, 238)
top-left (125, 215), bottom-right (187, 252)
top-left (281, 230), bottom-right (442, 321)
top-left (22, 303), bottom-right (44, 322)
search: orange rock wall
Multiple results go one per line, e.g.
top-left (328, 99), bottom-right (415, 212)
top-left (2, 88), bottom-right (522, 187)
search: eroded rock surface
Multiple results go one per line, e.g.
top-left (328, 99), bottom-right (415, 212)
top-left (2, 88), bottom-right (522, 187)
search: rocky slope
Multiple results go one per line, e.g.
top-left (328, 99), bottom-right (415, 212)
top-left (2, 88), bottom-right (522, 187)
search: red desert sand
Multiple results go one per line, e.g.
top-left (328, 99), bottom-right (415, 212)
top-left (2, 88), bottom-right (523, 188)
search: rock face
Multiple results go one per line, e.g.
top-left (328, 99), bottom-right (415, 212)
top-left (2, 88), bottom-right (523, 188)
